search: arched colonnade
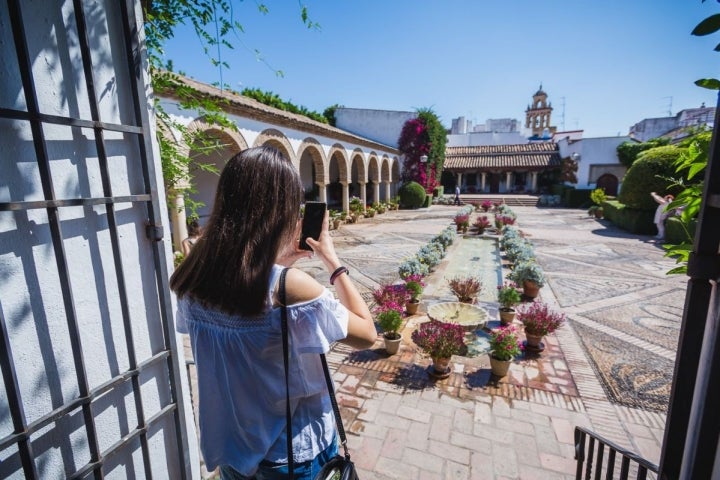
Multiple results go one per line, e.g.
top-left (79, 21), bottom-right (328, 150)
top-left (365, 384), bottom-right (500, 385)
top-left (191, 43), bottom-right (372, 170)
top-left (167, 115), bottom-right (401, 251)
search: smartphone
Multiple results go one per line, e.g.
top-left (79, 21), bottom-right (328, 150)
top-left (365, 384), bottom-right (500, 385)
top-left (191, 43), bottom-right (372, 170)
top-left (299, 202), bottom-right (327, 251)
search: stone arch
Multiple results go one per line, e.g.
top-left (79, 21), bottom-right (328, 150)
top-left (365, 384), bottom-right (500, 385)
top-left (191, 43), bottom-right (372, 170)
top-left (391, 157), bottom-right (401, 183)
top-left (297, 138), bottom-right (327, 201)
top-left (328, 147), bottom-right (353, 209)
top-left (597, 173), bottom-right (619, 196)
top-left (349, 149), bottom-right (367, 202)
top-left (187, 116), bottom-right (249, 153)
top-left (253, 128), bottom-right (296, 164)
top-left (380, 155), bottom-right (391, 182)
top-left (368, 153), bottom-right (381, 183)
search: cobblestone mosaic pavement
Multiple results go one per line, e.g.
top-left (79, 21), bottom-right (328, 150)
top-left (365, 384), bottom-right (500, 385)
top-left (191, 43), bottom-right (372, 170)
top-left (187, 204), bottom-right (679, 478)
top-left (516, 208), bottom-right (685, 414)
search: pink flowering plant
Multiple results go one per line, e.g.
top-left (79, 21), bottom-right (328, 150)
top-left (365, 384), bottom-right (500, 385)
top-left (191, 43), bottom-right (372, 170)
top-left (372, 283), bottom-right (410, 308)
top-left (488, 325), bottom-right (523, 361)
top-left (474, 215), bottom-right (491, 231)
top-left (517, 301), bottom-right (566, 336)
top-left (454, 212), bottom-right (470, 228)
top-left (411, 320), bottom-right (466, 359)
top-left (404, 274), bottom-right (426, 303)
top-left (497, 282), bottom-right (522, 309)
top-left (481, 200), bottom-right (493, 212)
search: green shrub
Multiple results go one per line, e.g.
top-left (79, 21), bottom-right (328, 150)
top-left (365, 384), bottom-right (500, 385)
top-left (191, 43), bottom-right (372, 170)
top-left (398, 181), bottom-right (427, 209)
top-left (602, 200), bottom-right (655, 234)
top-left (433, 186), bottom-right (444, 197)
top-left (590, 188), bottom-right (607, 205)
top-left (616, 138), bottom-right (670, 168)
top-left (665, 216), bottom-right (698, 245)
top-left (618, 146), bottom-right (685, 210)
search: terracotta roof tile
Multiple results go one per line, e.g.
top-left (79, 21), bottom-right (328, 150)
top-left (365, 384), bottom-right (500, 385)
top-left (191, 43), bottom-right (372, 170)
top-left (445, 143), bottom-right (561, 171)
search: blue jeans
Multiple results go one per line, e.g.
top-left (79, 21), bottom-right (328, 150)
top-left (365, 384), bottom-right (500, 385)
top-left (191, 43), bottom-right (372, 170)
top-left (219, 439), bottom-right (338, 480)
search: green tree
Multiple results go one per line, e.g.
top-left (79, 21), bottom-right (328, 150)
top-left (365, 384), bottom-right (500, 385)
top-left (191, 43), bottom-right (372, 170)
top-left (142, 1), bottom-right (316, 218)
top-left (617, 138), bottom-right (670, 168)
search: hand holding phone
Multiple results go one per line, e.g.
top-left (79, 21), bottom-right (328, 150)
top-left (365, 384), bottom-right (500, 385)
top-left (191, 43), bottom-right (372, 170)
top-left (299, 202), bottom-right (327, 251)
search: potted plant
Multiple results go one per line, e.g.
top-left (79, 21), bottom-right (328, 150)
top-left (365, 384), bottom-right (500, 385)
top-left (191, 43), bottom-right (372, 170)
top-left (517, 301), bottom-right (565, 352)
top-left (497, 282), bottom-right (522, 325)
top-left (375, 305), bottom-right (404, 355)
top-left (454, 212), bottom-right (470, 233)
top-left (411, 320), bottom-right (466, 377)
top-left (474, 215), bottom-right (491, 235)
top-left (590, 187), bottom-right (607, 219)
top-left (488, 325), bottom-right (523, 377)
top-left (447, 275), bottom-right (483, 304)
top-left (404, 274), bottom-right (425, 315)
top-left (508, 261), bottom-right (545, 298)
top-left (481, 200), bottom-right (493, 212)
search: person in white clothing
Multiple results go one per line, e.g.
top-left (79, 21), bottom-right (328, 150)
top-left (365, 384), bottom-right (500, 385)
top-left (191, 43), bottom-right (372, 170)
top-left (650, 191), bottom-right (674, 241)
top-left (170, 146), bottom-right (376, 479)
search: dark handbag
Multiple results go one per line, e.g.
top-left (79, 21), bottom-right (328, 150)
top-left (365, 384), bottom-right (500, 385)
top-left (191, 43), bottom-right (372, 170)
top-left (279, 268), bottom-right (359, 480)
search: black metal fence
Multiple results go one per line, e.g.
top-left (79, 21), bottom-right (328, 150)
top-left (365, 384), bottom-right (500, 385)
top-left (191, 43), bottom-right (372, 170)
top-left (575, 427), bottom-right (658, 480)
top-left (0, 0), bottom-right (190, 478)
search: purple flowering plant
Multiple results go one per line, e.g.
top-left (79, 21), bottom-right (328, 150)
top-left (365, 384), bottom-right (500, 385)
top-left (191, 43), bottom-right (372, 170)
top-left (474, 215), bottom-right (491, 230)
top-left (481, 200), bottom-right (493, 211)
top-left (488, 325), bottom-right (523, 361)
top-left (454, 212), bottom-right (470, 227)
top-left (517, 301), bottom-right (566, 336)
top-left (411, 320), bottom-right (466, 359)
top-left (372, 283), bottom-right (410, 308)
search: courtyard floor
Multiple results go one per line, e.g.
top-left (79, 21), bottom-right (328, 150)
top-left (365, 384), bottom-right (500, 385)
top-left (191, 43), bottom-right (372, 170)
top-left (186, 203), bottom-right (683, 479)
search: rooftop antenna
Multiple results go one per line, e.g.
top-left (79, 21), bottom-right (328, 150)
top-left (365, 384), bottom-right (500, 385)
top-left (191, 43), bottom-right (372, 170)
top-left (559, 96), bottom-right (566, 130)
top-left (662, 96), bottom-right (673, 116)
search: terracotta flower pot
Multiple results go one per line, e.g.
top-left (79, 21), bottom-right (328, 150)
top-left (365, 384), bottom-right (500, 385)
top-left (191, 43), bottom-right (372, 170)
top-left (523, 280), bottom-right (540, 298)
top-left (431, 356), bottom-right (451, 375)
top-left (499, 308), bottom-right (516, 325)
top-left (383, 333), bottom-right (401, 355)
top-left (524, 329), bottom-right (545, 352)
top-left (489, 355), bottom-right (512, 377)
top-left (406, 300), bottom-right (420, 315)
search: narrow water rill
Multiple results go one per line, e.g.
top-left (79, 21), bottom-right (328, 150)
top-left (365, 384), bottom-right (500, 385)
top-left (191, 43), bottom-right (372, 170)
top-left (425, 236), bottom-right (503, 357)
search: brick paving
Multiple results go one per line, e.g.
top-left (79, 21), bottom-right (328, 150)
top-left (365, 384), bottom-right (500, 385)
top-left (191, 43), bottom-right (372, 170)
top-left (186, 202), bottom-right (680, 479)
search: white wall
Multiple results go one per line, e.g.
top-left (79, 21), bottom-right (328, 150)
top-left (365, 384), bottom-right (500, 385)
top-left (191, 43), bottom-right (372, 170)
top-left (557, 136), bottom-right (629, 190)
top-left (447, 131), bottom-right (529, 147)
top-left (335, 108), bottom-right (415, 149)
top-left (0, 1), bottom-right (198, 478)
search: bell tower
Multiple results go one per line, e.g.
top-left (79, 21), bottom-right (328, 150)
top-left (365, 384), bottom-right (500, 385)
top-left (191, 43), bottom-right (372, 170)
top-left (525, 85), bottom-right (556, 138)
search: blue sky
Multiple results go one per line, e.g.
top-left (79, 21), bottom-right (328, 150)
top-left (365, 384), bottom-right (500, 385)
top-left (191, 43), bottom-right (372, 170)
top-left (162, 1), bottom-right (719, 138)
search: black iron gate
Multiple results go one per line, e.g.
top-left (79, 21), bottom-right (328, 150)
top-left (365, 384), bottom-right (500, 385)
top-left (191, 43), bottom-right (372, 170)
top-left (0, 0), bottom-right (191, 478)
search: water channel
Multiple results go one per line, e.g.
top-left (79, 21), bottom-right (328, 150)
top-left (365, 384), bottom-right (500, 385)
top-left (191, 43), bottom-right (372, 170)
top-left (424, 235), bottom-right (504, 357)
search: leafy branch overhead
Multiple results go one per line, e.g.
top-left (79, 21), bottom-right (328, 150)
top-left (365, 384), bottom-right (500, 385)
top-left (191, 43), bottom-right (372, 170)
top-left (691, 10), bottom-right (720, 89)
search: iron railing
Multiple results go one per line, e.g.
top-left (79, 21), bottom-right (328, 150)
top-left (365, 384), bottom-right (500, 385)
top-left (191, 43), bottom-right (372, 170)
top-left (575, 427), bottom-right (658, 480)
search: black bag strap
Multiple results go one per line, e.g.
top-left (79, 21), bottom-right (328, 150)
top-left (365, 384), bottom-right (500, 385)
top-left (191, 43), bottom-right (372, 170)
top-left (279, 267), bottom-right (352, 479)
top-left (279, 268), bottom-right (294, 478)
top-left (320, 353), bottom-right (351, 460)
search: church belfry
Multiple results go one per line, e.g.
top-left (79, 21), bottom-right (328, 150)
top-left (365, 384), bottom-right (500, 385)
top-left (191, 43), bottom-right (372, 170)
top-left (525, 85), bottom-right (556, 139)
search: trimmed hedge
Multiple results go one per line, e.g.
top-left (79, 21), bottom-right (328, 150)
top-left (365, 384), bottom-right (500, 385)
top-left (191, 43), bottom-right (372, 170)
top-left (433, 186), bottom-right (444, 197)
top-left (602, 200), bottom-right (655, 234)
top-left (665, 216), bottom-right (698, 245)
top-left (563, 188), bottom-right (593, 208)
top-left (399, 181), bottom-right (427, 209)
top-left (618, 146), bottom-right (684, 210)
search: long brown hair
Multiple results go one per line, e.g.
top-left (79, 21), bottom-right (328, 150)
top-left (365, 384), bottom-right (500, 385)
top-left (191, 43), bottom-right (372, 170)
top-left (170, 146), bottom-right (303, 315)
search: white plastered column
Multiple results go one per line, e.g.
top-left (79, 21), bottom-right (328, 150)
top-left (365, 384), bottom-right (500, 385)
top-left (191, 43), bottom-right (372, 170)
top-left (373, 181), bottom-right (380, 205)
top-left (359, 181), bottom-right (367, 208)
top-left (318, 182), bottom-right (327, 203)
top-left (170, 190), bottom-right (187, 252)
top-left (505, 172), bottom-right (513, 191)
top-left (531, 172), bottom-right (538, 191)
top-left (481, 172), bottom-right (487, 192)
top-left (456, 173), bottom-right (463, 190)
top-left (341, 182), bottom-right (349, 213)
top-left (384, 181), bottom-right (391, 201)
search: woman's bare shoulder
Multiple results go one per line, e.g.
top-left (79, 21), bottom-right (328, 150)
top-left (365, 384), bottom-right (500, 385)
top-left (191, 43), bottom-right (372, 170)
top-left (283, 268), bottom-right (324, 305)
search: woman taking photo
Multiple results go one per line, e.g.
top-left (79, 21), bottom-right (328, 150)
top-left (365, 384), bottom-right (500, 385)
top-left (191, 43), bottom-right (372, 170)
top-left (170, 146), bottom-right (376, 479)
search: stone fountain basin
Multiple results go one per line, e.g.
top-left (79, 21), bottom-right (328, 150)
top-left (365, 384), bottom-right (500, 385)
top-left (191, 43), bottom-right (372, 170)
top-left (427, 301), bottom-right (488, 331)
